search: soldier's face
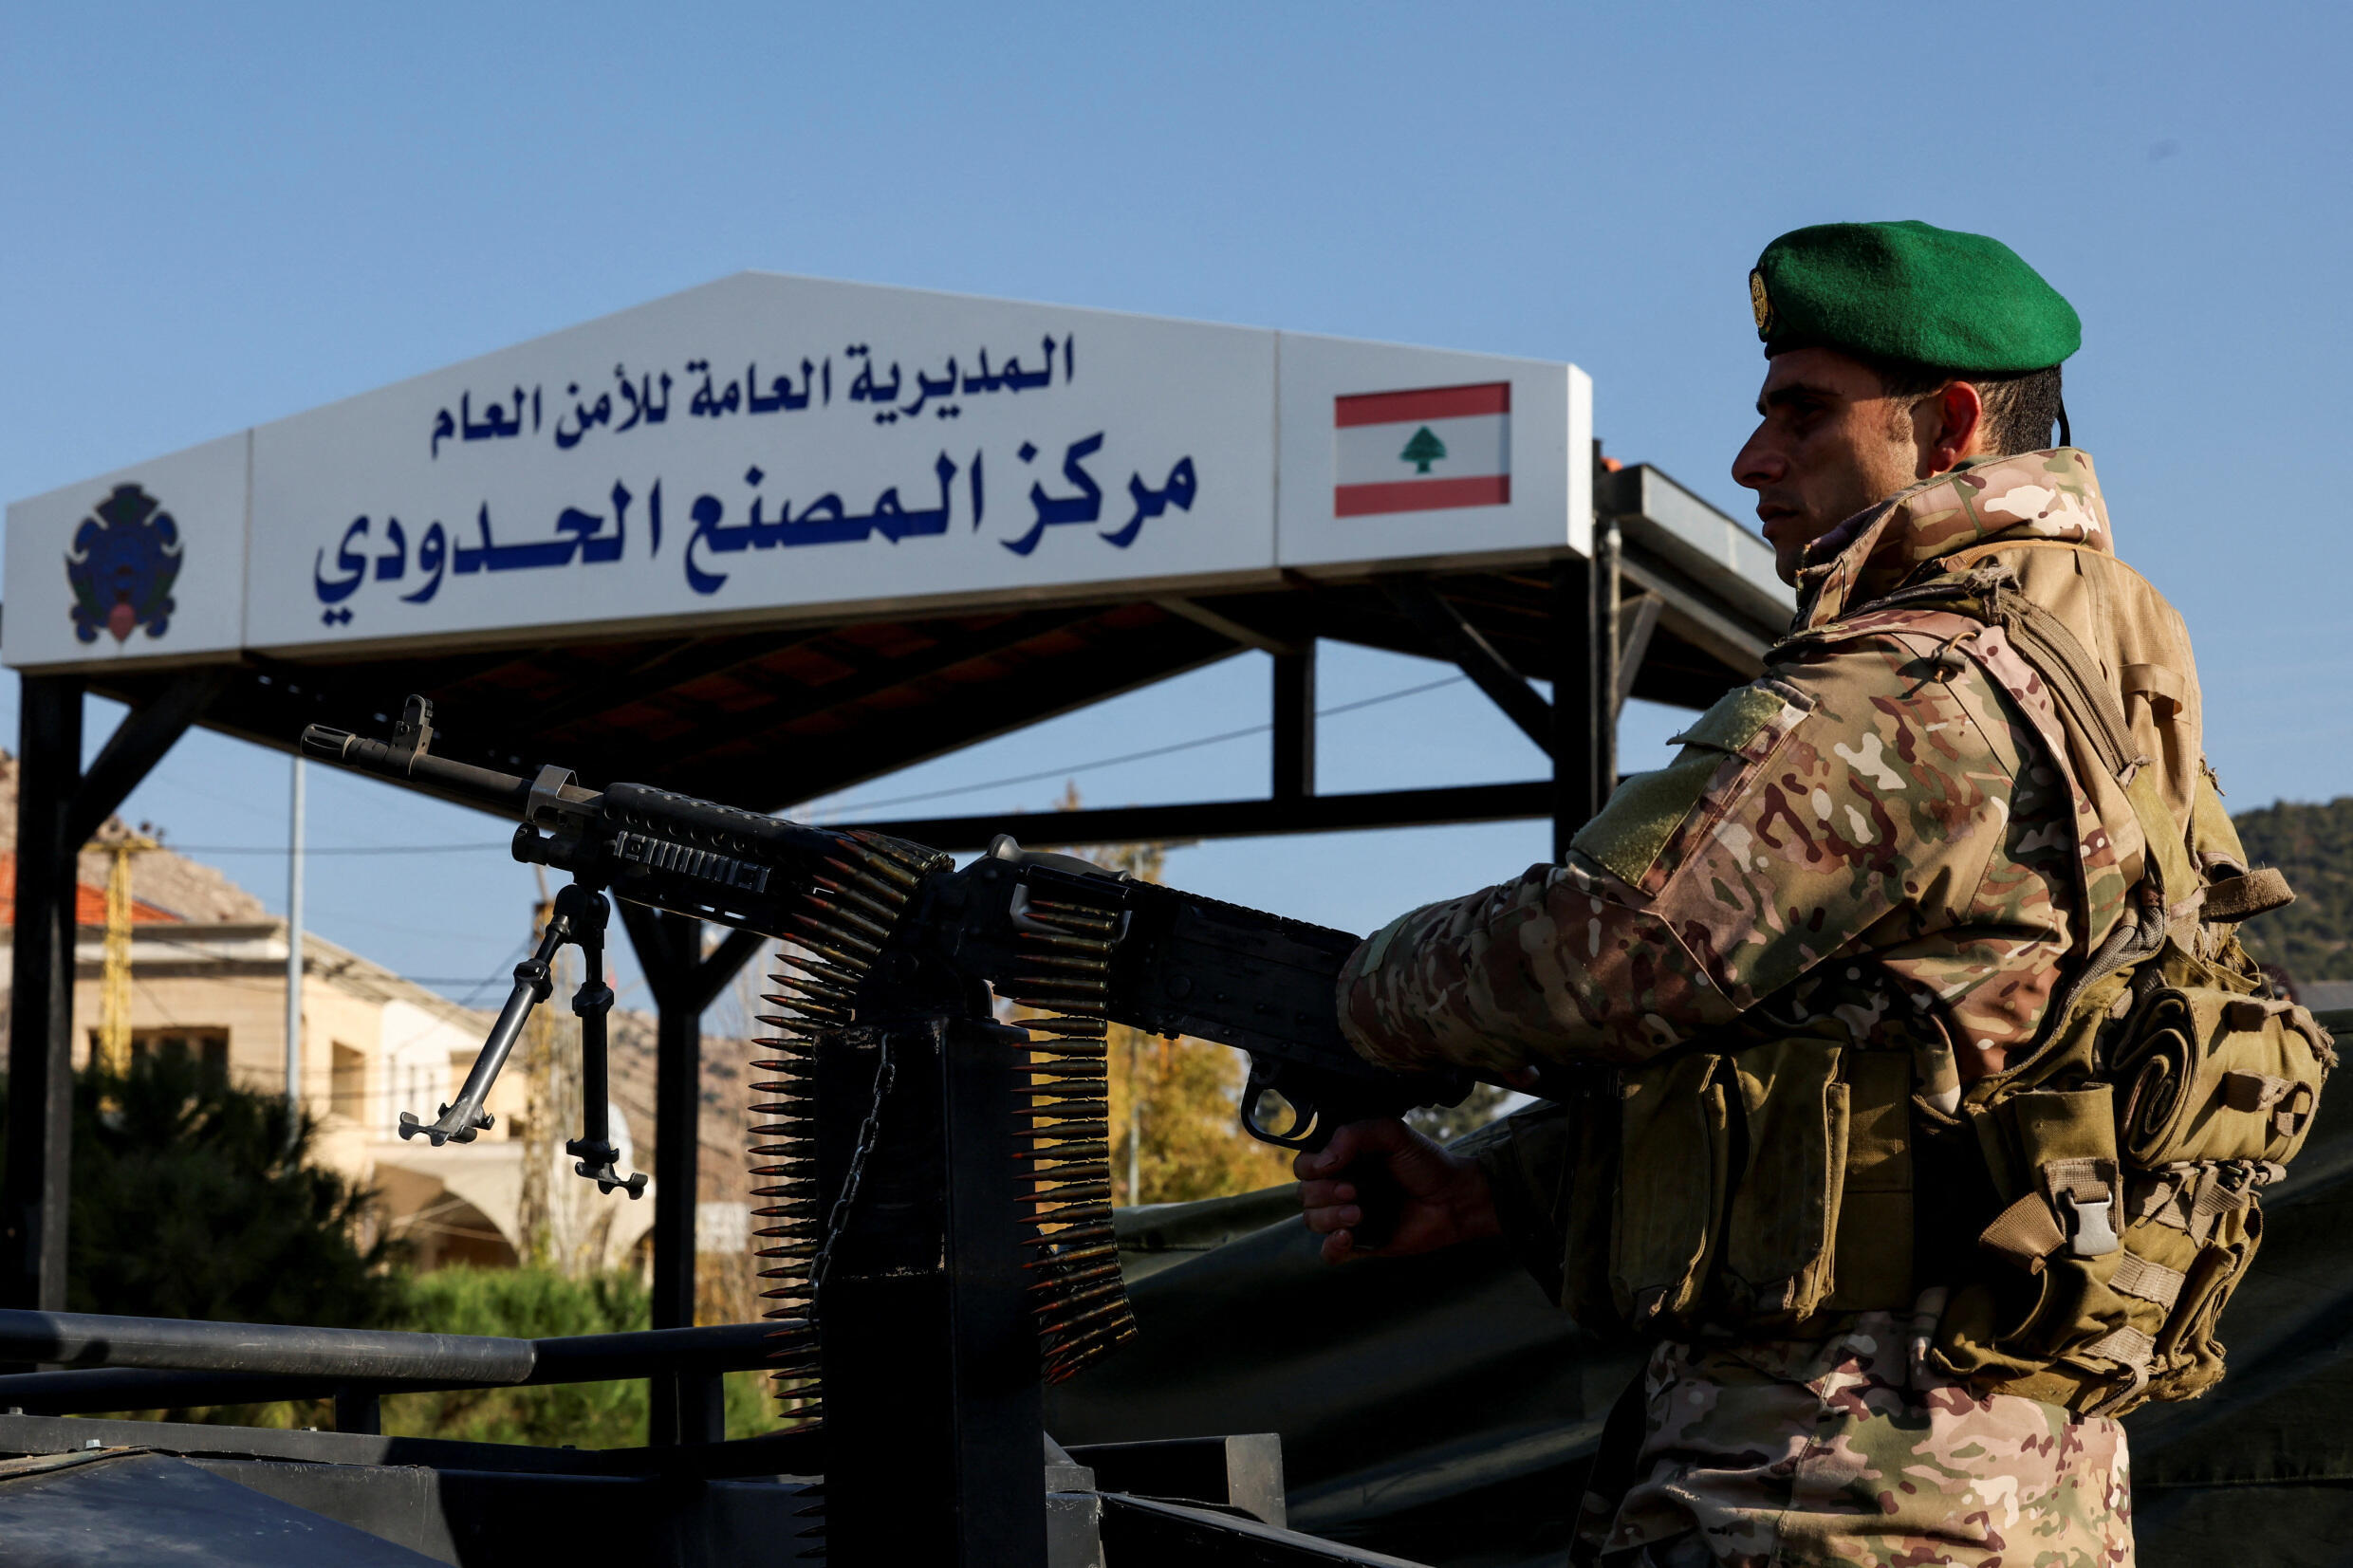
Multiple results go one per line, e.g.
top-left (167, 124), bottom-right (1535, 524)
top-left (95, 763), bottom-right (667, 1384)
top-left (1732, 349), bottom-right (1927, 583)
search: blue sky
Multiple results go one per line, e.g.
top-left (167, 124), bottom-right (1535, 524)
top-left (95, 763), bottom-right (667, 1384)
top-left (3, 2), bottom-right (2346, 1010)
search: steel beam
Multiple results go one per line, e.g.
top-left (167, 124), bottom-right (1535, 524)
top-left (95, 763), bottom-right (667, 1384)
top-left (1550, 559), bottom-right (1599, 861)
top-left (5, 668), bottom-right (226, 1317)
top-left (847, 779), bottom-right (1556, 853)
top-left (1152, 596), bottom-right (1305, 656)
top-left (1271, 646), bottom-right (1316, 802)
top-left (1381, 581), bottom-right (1553, 751)
top-left (65, 670), bottom-right (229, 848)
top-left (1593, 525), bottom-right (1623, 812)
top-left (1615, 593), bottom-right (1665, 714)
top-left (3, 677), bottom-right (84, 1315)
top-left (619, 906), bottom-right (767, 1446)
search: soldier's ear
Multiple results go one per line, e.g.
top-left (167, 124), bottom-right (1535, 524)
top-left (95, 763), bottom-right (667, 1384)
top-left (1922, 379), bottom-right (1987, 475)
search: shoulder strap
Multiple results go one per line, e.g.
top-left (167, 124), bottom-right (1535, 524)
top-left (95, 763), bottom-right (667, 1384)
top-left (1802, 561), bottom-right (2196, 905)
top-left (1990, 587), bottom-right (2196, 903)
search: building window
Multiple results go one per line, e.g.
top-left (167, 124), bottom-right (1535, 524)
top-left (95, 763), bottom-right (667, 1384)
top-left (390, 1061), bottom-right (441, 1137)
top-left (331, 1043), bottom-right (367, 1121)
top-left (98, 1029), bottom-right (230, 1077)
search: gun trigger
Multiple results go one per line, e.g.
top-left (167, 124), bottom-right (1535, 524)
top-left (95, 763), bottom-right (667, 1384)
top-left (1241, 1062), bottom-right (1316, 1149)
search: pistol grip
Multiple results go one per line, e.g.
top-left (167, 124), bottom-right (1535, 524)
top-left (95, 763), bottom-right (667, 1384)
top-left (1343, 1154), bottom-right (1406, 1251)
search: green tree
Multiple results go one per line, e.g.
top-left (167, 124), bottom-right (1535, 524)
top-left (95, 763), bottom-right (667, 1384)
top-left (2233, 796), bottom-right (2353, 984)
top-left (1107, 1031), bottom-right (1293, 1205)
top-left (36, 1055), bottom-right (402, 1328)
top-left (386, 1267), bottom-right (786, 1446)
top-left (385, 1265), bottom-right (649, 1444)
top-left (1399, 426), bottom-right (1447, 473)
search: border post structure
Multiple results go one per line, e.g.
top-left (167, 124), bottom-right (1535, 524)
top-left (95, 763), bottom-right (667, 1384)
top-left (1592, 522), bottom-right (1624, 817)
top-left (1549, 559), bottom-right (1598, 861)
top-left (4, 677), bottom-right (84, 1313)
top-left (2, 672), bottom-right (221, 1316)
top-left (618, 905), bottom-right (767, 1446)
top-left (286, 756), bottom-right (306, 1134)
top-left (1271, 645), bottom-right (1315, 802)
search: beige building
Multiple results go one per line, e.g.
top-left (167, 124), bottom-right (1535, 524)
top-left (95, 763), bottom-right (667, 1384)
top-left (69, 911), bottom-right (669, 1272)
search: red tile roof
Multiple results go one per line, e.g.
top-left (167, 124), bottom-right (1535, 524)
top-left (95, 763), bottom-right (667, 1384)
top-left (0, 854), bottom-right (182, 926)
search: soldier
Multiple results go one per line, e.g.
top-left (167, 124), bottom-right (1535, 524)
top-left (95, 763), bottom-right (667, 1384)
top-left (1297, 221), bottom-right (2236, 1566)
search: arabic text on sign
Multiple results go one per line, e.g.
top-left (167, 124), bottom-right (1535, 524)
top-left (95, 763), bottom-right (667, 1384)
top-left (310, 431), bottom-right (1196, 624)
top-left (429, 334), bottom-right (1076, 458)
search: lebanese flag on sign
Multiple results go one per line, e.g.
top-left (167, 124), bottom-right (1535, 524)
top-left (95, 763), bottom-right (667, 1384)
top-left (1333, 381), bottom-right (1510, 517)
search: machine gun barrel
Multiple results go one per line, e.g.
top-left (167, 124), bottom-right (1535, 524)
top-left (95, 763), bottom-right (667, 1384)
top-left (301, 721), bottom-right (547, 815)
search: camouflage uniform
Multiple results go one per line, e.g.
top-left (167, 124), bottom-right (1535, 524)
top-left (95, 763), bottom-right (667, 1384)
top-left (1339, 451), bottom-right (2177, 1566)
top-left (1598, 1316), bottom-right (2130, 1567)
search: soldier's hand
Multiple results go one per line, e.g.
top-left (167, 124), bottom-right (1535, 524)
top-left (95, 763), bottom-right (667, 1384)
top-left (1294, 1118), bottom-right (1501, 1264)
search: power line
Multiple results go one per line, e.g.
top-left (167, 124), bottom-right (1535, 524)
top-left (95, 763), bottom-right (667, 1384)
top-left (139, 673), bottom-right (1477, 852)
top-left (808, 673), bottom-right (1471, 817)
top-left (148, 842), bottom-right (490, 858)
top-left (447, 936), bottom-right (534, 1007)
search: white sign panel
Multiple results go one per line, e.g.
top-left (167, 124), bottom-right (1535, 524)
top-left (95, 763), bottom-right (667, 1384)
top-left (5, 433), bottom-right (251, 668)
top-left (1277, 333), bottom-right (1590, 569)
top-left (3, 273), bottom-right (1592, 673)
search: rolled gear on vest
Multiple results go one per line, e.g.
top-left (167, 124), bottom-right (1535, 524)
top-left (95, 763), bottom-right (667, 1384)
top-left (1823, 566), bottom-right (2332, 1414)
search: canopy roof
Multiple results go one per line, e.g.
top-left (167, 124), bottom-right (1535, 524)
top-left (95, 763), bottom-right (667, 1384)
top-left (84, 461), bottom-right (1783, 845)
top-left (6, 271), bottom-right (1785, 842)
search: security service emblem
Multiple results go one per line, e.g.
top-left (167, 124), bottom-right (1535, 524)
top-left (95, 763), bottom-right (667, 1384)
top-left (65, 483), bottom-right (183, 645)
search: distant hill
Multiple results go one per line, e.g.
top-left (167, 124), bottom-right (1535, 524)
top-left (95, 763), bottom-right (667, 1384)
top-left (2233, 797), bottom-right (2353, 984)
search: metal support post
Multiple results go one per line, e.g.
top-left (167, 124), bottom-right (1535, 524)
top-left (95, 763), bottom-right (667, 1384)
top-left (4, 678), bottom-right (83, 1312)
top-left (1386, 581), bottom-right (1553, 752)
top-left (1593, 522), bottom-right (1624, 817)
top-left (817, 1017), bottom-right (1047, 1566)
top-left (1271, 645), bottom-right (1316, 801)
top-left (285, 756), bottom-right (306, 1134)
top-left (331, 1385), bottom-right (381, 1435)
top-left (1549, 559), bottom-right (1597, 861)
top-left (2, 671), bottom-right (220, 1312)
top-left (618, 905), bottom-right (765, 1446)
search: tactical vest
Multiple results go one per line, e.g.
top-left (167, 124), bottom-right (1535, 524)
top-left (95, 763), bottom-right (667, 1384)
top-left (1559, 549), bottom-right (2334, 1418)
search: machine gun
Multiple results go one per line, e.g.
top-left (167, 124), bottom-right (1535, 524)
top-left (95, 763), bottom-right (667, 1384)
top-left (306, 695), bottom-right (1490, 1557)
top-left (302, 695), bottom-right (1472, 1234)
top-left (304, 696), bottom-right (1467, 1159)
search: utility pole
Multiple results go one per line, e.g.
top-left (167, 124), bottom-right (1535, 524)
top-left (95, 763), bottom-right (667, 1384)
top-left (285, 756), bottom-right (306, 1139)
top-left (95, 829), bottom-right (158, 1077)
top-left (1124, 1032), bottom-right (1142, 1203)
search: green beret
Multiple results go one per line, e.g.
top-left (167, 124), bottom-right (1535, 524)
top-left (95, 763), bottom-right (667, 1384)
top-left (1750, 220), bottom-right (2080, 374)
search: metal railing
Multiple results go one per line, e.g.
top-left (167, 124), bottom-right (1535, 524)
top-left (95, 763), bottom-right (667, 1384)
top-left (0, 1309), bottom-right (790, 1446)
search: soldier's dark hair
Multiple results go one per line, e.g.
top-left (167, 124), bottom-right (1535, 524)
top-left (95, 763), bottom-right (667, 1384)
top-left (1869, 360), bottom-right (2066, 455)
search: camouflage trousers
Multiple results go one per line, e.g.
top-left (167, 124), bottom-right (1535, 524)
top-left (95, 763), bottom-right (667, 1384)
top-left (1584, 1313), bottom-right (2131, 1567)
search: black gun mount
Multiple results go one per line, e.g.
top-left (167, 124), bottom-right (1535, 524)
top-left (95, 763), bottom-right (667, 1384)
top-left (398, 879), bottom-right (643, 1199)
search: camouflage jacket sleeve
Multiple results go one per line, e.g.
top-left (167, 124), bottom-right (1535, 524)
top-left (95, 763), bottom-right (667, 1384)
top-left (1337, 632), bottom-right (2072, 1076)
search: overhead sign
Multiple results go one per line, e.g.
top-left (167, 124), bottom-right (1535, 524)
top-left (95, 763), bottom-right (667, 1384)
top-left (4, 272), bottom-right (1591, 672)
